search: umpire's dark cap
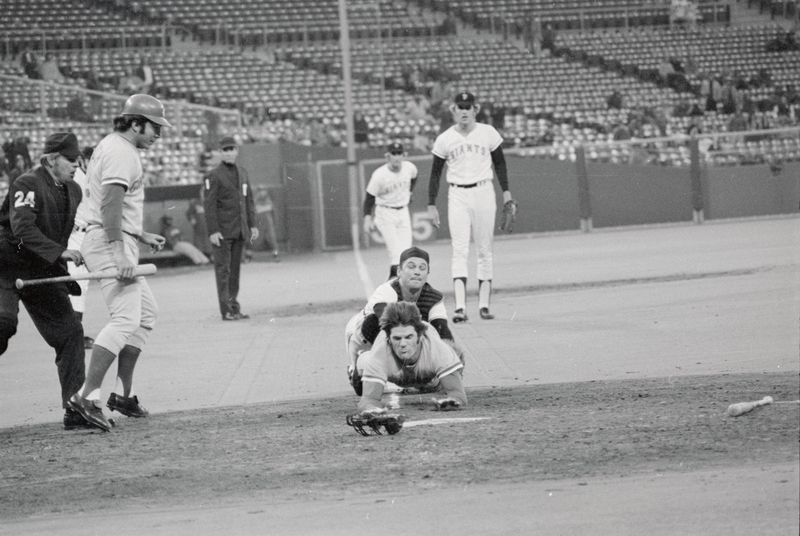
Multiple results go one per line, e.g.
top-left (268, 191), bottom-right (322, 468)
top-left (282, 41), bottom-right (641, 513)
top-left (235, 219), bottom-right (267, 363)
top-left (454, 91), bottom-right (476, 106)
top-left (399, 246), bottom-right (430, 267)
top-left (219, 136), bottom-right (238, 150)
top-left (387, 142), bottom-right (404, 154)
top-left (43, 132), bottom-right (81, 159)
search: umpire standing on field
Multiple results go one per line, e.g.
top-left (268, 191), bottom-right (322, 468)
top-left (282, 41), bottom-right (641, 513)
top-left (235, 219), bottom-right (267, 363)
top-left (204, 136), bottom-right (258, 321)
top-left (0, 132), bottom-right (92, 429)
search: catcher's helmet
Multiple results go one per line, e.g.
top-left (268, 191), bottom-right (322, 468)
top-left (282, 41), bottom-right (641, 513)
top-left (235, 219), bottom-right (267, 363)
top-left (121, 94), bottom-right (171, 127)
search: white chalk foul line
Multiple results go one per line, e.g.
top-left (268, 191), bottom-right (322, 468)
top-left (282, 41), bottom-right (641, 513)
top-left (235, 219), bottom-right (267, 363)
top-left (404, 417), bottom-right (492, 428)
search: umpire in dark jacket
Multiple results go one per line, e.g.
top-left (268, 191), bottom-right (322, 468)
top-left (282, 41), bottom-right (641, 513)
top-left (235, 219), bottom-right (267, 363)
top-left (204, 137), bottom-right (258, 320)
top-left (0, 132), bottom-right (92, 429)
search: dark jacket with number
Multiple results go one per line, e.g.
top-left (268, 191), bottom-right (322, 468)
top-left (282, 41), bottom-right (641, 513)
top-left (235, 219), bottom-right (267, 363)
top-left (0, 166), bottom-right (81, 283)
top-left (203, 162), bottom-right (257, 240)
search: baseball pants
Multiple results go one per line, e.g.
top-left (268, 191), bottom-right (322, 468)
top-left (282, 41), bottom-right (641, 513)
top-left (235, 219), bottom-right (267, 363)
top-left (0, 280), bottom-right (85, 408)
top-left (447, 181), bottom-right (496, 281)
top-left (213, 236), bottom-right (245, 316)
top-left (373, 205), bottom-right (412, 265)
top-left (82, 228), bottom-right (157, 355)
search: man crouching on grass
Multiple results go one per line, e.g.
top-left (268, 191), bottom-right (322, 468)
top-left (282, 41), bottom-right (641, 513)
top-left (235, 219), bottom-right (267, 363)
top-left (356, 301), bottom-right (467, 413)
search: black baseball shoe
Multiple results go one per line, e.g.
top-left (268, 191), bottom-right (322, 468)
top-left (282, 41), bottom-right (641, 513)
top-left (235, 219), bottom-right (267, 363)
top-left (67, 394), bottom-right (112, 431)
top-left (64, 409), bottom-right (115, 430)
top-left (234, 312), bottom-right (250, 319)
top-left (107, 393), bottom-right (149, 418)
top-left (479, 308), bottom-right (495, 320)
top-left (453, 309), bottom-right (468, 323)
top-left (350, 367), bottom-right (363, 396)
top-left (222, 312), bottom-right (240, 321)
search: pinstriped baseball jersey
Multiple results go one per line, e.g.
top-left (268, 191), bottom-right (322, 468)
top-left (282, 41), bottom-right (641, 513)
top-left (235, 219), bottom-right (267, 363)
top-left (431, 123), bottom-right (503, 185)
top-left (366, 160), bottom-right (417, 208)
top-left (84, 133), bottom-right (144, 235)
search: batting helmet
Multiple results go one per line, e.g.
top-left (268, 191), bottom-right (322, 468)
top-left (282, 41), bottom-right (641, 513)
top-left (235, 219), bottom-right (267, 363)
top-left (121, 94), bottom-right (171, 127)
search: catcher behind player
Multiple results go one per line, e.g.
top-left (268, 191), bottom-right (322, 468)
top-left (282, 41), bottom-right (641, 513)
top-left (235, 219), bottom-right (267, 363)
top-left (354, 301), bottom-right (467, 415)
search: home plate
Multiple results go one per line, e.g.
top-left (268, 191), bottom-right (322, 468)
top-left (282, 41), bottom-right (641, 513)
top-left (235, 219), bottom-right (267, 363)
top-left (404, 417), bottom-right (491, 428)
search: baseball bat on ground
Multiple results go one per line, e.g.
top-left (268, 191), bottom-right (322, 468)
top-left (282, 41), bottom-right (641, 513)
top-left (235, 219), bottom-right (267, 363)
top-left (727, 396), bottom-right (773, 417)
top-left (15, 263), bottom-right (157, 289)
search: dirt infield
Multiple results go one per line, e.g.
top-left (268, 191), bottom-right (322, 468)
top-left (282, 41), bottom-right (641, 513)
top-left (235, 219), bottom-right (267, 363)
top-left (1, 372), bottom-right (798, 534)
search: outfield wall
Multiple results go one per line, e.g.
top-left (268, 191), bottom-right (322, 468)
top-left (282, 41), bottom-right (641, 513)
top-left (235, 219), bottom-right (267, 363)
top-left (142, 142), bottom-right (800, 253)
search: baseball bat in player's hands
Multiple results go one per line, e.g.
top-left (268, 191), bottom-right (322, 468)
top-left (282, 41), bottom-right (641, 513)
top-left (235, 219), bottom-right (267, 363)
top-left (727, 396), bottom-right (773, 417)
top-left (15, 264), bottom-right (157, 289)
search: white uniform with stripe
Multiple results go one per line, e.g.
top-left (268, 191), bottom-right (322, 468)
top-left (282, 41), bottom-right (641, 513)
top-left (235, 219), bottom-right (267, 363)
top-left (432, 123), bottom-right (502, 281)
top-left (366, 160), bottom-right (417, 265)
top-left (66, 167), bottom-right (91, 313)
top-left (81, 133), bottom-right (157, 355)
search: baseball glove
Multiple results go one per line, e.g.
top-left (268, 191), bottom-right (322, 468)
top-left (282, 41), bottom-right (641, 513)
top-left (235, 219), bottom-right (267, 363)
top-left (431, 397), bottom-right (462, 411)
top-left (499, 200), bottom-right (518, 233)
top-left (346, 411), bottom-right (406, 436)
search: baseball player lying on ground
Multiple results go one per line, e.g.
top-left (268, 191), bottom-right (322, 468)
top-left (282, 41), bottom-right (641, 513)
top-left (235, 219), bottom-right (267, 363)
top-left (356, 301), bottom-right (467, 414)
top-left (345, 246), bottom-right (465, 395)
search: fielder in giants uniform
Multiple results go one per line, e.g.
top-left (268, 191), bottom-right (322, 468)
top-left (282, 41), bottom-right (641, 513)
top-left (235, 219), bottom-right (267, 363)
top-left (428, 91), bottom-right (514, 322)
top-left (363, 141), bottom-right (417, 279)
top-left (66, 146), bottom-right (96, 350)
top-left (345, 246), bottom-right (463, 395)
top-left (356, 301), bottom-right (466, 413)
top-left (68, 94), bottom-right (169, 432)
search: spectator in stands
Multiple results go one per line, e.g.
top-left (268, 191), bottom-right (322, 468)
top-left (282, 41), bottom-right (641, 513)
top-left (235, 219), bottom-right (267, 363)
top-left (0, 146), bottom-right (9, 183)
top-left (727, 110), bottom-right (749, 133)
top-left (134, 55), bottom-right (155, 95)
top-left (3, 137), bottom-right (32, 171)
top-left (66, 92), bottom-right (92, 122)
top-left (118, 67), bottom-right (144, 95)
top-left (687, 106), bottom-right (705, 136)
top-left (8, 154), bottom-right (26, 182)
top-left (354, 112), bottom-right (370, 147)
top-left (607, 89), bottom-right (625, 110)
top-left (541, 24), bottom-right (557, 51)
top-left (749, 68), bottom-right (772, 89)
top-left (84, 69), bottom-right (104, 120)
top-left (21, 49), bottom-right (42, 79)
top-left (40, 54), bottom-right (66, 83)
top-left (440, 14), bottom-right (457, 36)
top-left (159, 215), bottom-right (210, 265)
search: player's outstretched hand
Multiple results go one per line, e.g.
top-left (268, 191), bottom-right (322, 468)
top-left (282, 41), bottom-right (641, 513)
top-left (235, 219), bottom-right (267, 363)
top-left (431, 397), bottom-right (462, 411)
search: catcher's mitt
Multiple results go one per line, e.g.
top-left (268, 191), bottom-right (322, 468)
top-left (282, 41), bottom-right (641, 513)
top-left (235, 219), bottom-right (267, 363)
top-left (346, 411), bottom-right (406, 436)
top-left (499, 200), bottom-right (518, 233)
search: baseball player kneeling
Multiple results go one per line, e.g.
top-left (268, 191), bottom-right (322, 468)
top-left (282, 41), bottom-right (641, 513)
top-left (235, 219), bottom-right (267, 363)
top-left (355, 301), bottom-right (467, 414)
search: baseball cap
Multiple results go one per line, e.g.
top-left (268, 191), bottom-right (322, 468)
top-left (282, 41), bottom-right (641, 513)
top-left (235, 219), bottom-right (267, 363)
top-left (399, 246), bottom-right (430, 267)
top-left (454, 91), bottom-right (476, 107)
top-left (43, 133), bottom-right (81, 159)
top-left (387, 142), bottom-right (404, 154)
top-left (219, 136), bottom-right (238, 150)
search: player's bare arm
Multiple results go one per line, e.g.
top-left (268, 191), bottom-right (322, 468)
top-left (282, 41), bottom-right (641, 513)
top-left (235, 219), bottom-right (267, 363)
top-left (427, 155), bottom-right (446, 228)
top-left (357, 381), bottom-right (386, 413)
top-left (100, 182), bottom-right (137, 279)
top-left (433, 372), bottom-right (467, 409)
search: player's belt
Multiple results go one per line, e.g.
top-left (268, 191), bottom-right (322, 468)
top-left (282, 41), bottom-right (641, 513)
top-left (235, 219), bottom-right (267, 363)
top-left (73, 224), bottom-right (88, 233)
top-left (450, 179), bottom-right (490, 189)
top-left (377, 205), bottom-right (405, 210)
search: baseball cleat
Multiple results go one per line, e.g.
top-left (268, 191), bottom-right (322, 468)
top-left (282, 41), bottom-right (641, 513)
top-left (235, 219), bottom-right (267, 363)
top-left (67, 394), bottom-right (112, 431)
top-left (107, 393), bottom-right (149, 418)
top-left (222, 312), bottom-right (240, 321)
top-left (234, 312), bottom-right (250, 319)
top-left (64, 409), bottom-right (116, 430)
top-left (479, 307), bottom-right (494, 320)
top-left (453, 309), bottom-right (468, 323)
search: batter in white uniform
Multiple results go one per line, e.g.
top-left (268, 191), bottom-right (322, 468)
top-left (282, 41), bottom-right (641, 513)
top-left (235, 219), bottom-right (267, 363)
top-left (68, 94), bottom-right (169, 432)
top-left (363, 142), bottom-right (418, 279)
top-left (427, 91), bottom-right (514, 322)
